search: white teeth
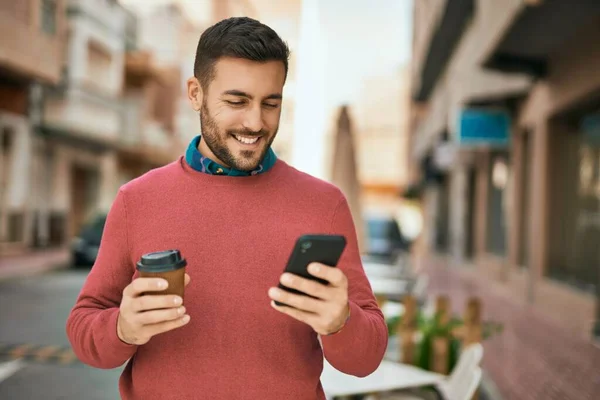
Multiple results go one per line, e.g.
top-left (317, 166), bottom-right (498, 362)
top-left (234, 135), bottom-right (259, 144)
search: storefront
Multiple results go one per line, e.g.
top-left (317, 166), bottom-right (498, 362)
top-left (484, 10), bottom-right (600, 335)
top-left (454, 107), bottom-right (512, 267)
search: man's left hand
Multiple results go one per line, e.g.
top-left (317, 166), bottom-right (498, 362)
top-left (268, 263), bottom-right (350, 336)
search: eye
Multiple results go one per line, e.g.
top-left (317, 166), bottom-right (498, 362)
top-left (263, 103), bottom-right (279, 109)
top-left (226, 100), bottom-right (245, 106)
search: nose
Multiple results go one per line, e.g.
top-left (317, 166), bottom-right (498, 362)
top-left (242, 106), bottom-right (264, 133)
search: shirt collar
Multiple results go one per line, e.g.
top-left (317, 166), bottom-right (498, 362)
top-left (184, 135), bottom-right (277, 176)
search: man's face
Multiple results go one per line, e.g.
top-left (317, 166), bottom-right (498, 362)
top-left (188, 57), bottom-right (285, 171)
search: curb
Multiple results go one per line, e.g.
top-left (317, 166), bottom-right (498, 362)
top-left (0, 256), bottom-right (70, 282)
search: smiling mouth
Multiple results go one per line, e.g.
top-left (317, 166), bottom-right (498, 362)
top-left (232, 135), bottom-right (261, 145)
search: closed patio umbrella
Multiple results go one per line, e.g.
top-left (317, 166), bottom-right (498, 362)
top-left (330, 105), bottom-right (367, 254)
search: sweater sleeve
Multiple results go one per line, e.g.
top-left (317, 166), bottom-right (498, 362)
top-left (320, 193), bottom-right (388, 377)
top-left (66, 188), bottom-right (138, 369)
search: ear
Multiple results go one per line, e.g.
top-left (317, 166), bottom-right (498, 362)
top-left (187, 77), bottom-right (203, 111)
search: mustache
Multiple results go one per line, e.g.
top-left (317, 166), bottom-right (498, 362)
top-left (227, 128), bottom-right (268, 137)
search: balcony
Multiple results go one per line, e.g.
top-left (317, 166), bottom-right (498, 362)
top-left (41, 83), bottom-right (122, 150)
top-left (0, 1), bottom-right (65, 83)
top-left (125, 51), bottom-right (165, 87)
top-left (483, 0), bottom-right (600, 77)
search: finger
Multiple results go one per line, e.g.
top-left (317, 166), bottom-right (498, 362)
top-left (270, 301), bottom-right (317, 325)
top-left (307, 263), bottom-right (346, 287)
top-left (268, 287), bottom-right (322, 313)
top-left (132, 294), bottom-right (183, 312)
top-left (184, 273), bottom-right (191, 286)
top-left (143, 314), bottom-right (191, 338)
top-left (124, 278), bottom-right (168, 297)
top-left (279, 273), bottom-right (331, 300)
top-left (136, 306), bottom-right (186, 325)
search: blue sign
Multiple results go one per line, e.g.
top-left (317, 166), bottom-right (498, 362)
top-left (457, 108), bottom-right (511, 147)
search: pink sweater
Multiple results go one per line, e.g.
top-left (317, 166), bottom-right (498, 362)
top-left (66, 157), bottom-right (387, 400)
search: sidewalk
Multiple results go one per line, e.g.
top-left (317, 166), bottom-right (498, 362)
top-left (0, 248), bottom-right (70, 281)
top-left (420, 256), bottom-right (600, 400)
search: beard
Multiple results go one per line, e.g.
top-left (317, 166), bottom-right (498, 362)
top-left (200, 102), bottom-right (277, 172)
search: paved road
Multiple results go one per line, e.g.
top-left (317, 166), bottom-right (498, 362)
top-left (0, 269), bottom-right (122, 399)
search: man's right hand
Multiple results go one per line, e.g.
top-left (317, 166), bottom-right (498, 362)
top-left (117, 275), bottom-right (191, 345)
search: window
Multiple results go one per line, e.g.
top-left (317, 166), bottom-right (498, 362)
top-left (547, 115), bottom-right (600, 293)
top-left (86, 40), bottom-right (113, 89)
top-left (41, 0), bottom-right (57, 35)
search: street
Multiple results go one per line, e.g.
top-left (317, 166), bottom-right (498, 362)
top-left (0, 269), bottom-right (122, 400)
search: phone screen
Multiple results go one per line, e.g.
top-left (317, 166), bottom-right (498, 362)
top-left (275, 234), bottom-right (346, 306)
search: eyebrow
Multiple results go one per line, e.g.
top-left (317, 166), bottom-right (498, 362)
top-left (222, 90), bottom-right (282, 101)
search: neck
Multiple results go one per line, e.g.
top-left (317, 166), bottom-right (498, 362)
top-left (197, 137), bottom-right (229, 168)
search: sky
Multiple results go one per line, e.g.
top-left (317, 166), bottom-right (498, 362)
top-left (321, 0), bottom-right (413, 75)
top-left (320, 0), bottom-right (413, 103)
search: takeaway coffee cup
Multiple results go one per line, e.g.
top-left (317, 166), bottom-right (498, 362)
top-left (136, 250), bottom-right (187, 300)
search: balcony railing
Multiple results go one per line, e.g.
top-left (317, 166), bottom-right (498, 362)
top-left (43, 83), bottom-right (122, 144)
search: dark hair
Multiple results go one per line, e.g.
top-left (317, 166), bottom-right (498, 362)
top-left (194, 17), bottom-right (290, 89)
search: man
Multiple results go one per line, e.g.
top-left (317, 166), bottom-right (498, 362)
top-left (66, 17), bottom-right (387, 399)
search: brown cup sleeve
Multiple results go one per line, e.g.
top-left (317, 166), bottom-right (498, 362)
top-left (138, 267), bottom-right (186, 301)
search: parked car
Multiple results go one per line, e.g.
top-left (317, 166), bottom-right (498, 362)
top-left (71, 213), bottom-right (106, 268)
top-left (364, 213), bottom-right (411, 264)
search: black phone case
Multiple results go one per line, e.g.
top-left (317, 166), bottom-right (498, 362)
top-left (275, 234), bottom-right (347, 307)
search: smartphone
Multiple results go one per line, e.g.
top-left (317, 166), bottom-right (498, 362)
top-left (275, 234), bottom-right (347, 307)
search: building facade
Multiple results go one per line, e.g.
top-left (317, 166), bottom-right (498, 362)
top-left (0, 0), bottom-right (67, 256)
top-left (37, 0), bottom-right (129, 248)
top-left (409, 0), bottom-right (600, 398)
top-left (355, 65), bottom-right (412, 213)
top-left (1, 0), bottom-right (186, 258)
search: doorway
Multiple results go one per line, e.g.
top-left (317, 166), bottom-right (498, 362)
top-left (465, 167), bottom-right (476, 260)
top-left (70, 164), bottom-right (99, 239)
